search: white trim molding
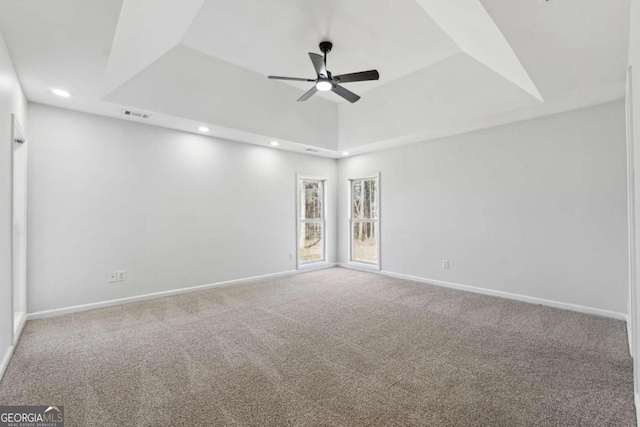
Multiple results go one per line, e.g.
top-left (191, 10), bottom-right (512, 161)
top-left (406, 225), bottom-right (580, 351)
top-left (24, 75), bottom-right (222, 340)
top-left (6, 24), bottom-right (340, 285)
top-left (337, 264), bottom-right (627, 320)
top-left (636, 392), bottom-right (640, 427)
top-left (13, 312), bottom-right (26, 343)
top-left (28, 264), bottom-right (337, 320)
top-left (347, 172), bottom-right (381, 270)
top-left (0, 346), bottom-right (14, 383)
top-left (347, 260), bottom-right (380, 272)
top-left (296, 173), bottom-right (329, 270)
top-left (626, 66), bottom-right (637, 360)
top-left (0, 314), bottom-right (25, 383)
top-left (625, 66), bottom-right (639, 408)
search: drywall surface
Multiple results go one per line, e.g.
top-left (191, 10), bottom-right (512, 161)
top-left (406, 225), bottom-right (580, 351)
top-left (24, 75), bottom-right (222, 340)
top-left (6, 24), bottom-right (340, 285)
top-left (105, 45), bottom-right (339, 151)
top-left (27, 103), bottom-right (337, 312)
top-left (338, 101), bottom-right (628, 314)
top-left (0, 29), bottom-right (27, 366)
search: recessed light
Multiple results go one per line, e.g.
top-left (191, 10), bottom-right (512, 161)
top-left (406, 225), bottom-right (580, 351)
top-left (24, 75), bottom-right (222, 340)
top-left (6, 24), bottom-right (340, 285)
top-left (198, 126), bottom-right (209, 132)
top-left (342, 151), bottom-right (349, 156)
top-left (270, 141), bottom-right (279, 146)
top-left (51, 88), bottom-right (71, 98)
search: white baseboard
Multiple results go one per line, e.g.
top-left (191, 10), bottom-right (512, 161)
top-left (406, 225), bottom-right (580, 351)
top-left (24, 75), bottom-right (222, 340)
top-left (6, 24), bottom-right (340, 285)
top-left (28, 264), bottom-right (337, 320)
top-left (0, 345), bottom-right (15, 384)
top-left (14, 312), bottom-right (26, 345)
top-left (1, 312), bottom-right (28, 384)
top-left (629, 316), bottom-right (634, 358)
top-left (337, 264), bottom-right (626, 320)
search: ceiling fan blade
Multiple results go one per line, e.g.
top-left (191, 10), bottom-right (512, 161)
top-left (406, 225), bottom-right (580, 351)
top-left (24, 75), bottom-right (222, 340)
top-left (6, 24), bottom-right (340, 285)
top-left (332, 84), bottom-right (360, 103)
top-left (268, 76), bottom-right (315, 82)
top-left (309, 53), bottom-right (327, 77)
top-left (297, 86), bottom-right (318, 102)
top-left (334, 70), bottom-right (379, 84)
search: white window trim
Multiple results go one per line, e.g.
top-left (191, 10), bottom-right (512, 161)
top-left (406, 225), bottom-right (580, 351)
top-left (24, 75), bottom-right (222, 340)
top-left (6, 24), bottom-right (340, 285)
top-left (347, 172), bottom-right (381, 271)
top-left (296, 174), bottom-right (328, 270)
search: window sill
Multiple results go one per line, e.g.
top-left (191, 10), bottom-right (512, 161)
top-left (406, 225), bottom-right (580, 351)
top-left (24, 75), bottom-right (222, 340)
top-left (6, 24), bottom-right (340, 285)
top-left (298, 260), bottom-right (330, 270)
top-left (346, 261), bottom-right (380, 271)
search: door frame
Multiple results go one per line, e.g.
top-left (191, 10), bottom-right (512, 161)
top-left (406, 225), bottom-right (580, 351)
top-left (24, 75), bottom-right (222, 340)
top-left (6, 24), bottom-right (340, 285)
top-left (10, 114), bottom-right (27, 345)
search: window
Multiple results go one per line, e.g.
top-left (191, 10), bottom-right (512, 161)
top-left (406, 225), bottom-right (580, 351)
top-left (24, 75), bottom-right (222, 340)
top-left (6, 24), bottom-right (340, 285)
top-left (297, 176), bottom-right (326, 267)
top-left (349, 174), bottom-right (379, 267)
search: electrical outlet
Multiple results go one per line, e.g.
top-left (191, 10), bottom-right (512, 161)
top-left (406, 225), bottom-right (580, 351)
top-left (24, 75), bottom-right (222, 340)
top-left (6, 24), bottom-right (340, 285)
top-left (117, 270), bottom-right (127, 281)
top-left (442, 260), bottom-right (449, 269)
top-left (289, 253), bottom-right (294, 261)
top-left (108, 272), bottom-right (117, 283)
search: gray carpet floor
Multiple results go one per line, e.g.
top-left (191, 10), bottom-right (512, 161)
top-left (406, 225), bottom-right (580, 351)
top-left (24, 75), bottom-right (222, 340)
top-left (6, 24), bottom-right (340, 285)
top-left (0, 267), bottom-right (635, 426)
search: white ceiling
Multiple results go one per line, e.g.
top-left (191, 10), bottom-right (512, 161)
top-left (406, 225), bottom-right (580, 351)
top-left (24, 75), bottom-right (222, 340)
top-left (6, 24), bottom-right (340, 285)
top-left (182, 0), bottom-right (461, 98)
top-left (0, 0), bottom-right (631, 157)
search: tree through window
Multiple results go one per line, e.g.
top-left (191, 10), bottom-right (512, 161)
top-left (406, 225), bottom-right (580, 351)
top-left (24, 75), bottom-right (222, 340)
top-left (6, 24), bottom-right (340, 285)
top-left (298, 178), bottom-right (325, 265)
top-left (350, 176), bottom-right (379, 265)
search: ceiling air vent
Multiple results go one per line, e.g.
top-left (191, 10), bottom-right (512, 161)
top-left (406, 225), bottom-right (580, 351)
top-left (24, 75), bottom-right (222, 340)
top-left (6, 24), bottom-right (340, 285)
top-left (121, 109), bottom-right (151, 119)
top-left (305, 148), bottom-right (320, 153)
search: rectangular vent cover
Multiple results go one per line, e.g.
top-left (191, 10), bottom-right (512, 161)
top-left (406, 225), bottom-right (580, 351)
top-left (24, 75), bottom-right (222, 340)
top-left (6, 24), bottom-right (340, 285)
top-left (121, 109), bottom-right (151, 119)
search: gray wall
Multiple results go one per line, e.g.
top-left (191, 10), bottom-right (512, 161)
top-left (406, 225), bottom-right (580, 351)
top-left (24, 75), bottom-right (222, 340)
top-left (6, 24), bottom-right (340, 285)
top-left (338, 101), bottom-right (628, 314)
top-left (27, 103), bottom-right (337, 313)
top-left (0, 30), bottom-right (27, 372)
top-left (27, 100), bottom-right (629, 316)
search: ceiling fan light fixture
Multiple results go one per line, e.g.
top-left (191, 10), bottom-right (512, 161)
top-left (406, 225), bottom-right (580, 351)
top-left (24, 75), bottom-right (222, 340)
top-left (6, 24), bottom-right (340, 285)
top-left (315, 79), bottom-right (332, 92)
top-left (268, 42), bottom-right (379, 103)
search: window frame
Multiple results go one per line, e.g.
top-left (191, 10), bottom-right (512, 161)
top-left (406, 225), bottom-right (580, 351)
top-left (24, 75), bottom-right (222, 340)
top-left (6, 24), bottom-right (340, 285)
top-left (348, 172), bottom-right (381, 270)
top-left (296, 174), bottom-right (328, 270)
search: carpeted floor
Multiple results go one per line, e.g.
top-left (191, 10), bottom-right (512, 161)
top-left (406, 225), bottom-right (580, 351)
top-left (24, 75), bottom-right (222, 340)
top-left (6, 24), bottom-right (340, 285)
top-left (0, 267), bottom-right (635, 426)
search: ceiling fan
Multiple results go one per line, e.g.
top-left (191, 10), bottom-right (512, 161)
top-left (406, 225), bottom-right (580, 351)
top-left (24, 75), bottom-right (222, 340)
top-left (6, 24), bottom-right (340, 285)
top-left (268, 41), bottom-right (379, 103)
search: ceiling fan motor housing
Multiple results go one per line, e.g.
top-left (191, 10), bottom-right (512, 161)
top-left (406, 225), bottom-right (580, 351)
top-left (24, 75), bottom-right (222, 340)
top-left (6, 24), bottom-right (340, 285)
top-left (319, 41), bottom-right (333, 54)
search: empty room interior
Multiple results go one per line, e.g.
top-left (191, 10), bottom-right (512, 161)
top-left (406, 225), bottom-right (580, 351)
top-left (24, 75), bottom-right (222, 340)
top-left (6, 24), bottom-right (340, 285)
top-left (2, 0), bottom-right (640, 425)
